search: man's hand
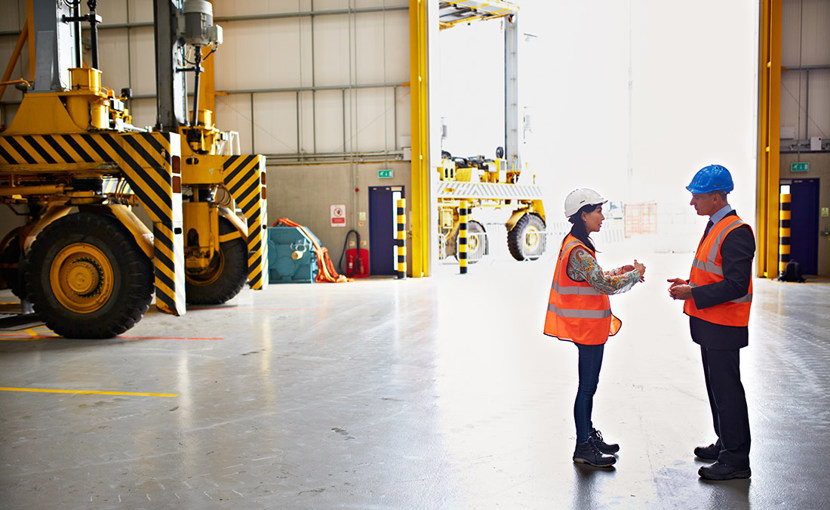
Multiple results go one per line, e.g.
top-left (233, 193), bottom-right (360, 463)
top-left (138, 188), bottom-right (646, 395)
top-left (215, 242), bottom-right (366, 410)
top-left (667, 278), bottom-right (692, 300)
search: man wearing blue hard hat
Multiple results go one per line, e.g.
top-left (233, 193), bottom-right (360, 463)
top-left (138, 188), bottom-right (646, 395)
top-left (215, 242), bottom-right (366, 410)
top-left (667, 164), bottom-right (755, 480)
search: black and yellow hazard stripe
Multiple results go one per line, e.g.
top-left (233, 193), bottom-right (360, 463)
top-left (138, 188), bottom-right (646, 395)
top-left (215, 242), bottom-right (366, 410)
top-left (779, 193), bottom-right (791, 273)
top-left (222, 154), bottom-right (268, 290)
top-left (459, 201), bottom-right (468, 274)
top-left (0, 132), bottom-right (186, 316)
top-left (396, 198), bottom-right (406, 279)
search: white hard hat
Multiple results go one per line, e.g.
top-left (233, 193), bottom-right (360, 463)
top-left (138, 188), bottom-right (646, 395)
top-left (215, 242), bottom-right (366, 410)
top-left (564, 188), bottom-right (607, 217)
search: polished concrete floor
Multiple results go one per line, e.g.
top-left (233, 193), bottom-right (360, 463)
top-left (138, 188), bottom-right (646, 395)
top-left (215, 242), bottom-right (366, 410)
top-left (1, 245), bottom-right (829, 509)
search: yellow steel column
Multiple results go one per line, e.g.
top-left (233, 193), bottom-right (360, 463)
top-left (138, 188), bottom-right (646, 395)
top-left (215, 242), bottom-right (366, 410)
top-left (200, 2), bottom-right (216, 116)
top-left (409, 0), bottom-right (430, 277)
top-left (27, 0), bottom-right (35, 81)
top-left (757, 0), bottom-right (782, 278)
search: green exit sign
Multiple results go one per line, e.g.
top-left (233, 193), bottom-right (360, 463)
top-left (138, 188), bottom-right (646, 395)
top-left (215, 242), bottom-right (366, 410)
top-left (791, 162), bottom-right (809, 172)
top-left (378, 169), bottom-right (394, 178)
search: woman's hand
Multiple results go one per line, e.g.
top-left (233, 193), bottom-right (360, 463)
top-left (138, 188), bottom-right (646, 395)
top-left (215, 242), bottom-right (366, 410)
top-left (633, 260), bottom-right (645, 282)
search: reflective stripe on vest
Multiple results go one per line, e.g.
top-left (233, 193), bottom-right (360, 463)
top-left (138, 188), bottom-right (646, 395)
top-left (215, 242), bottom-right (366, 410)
top-left (684, 215), bottom-right (753, 327)
top-left (543, 234), bottom-right (621, 345)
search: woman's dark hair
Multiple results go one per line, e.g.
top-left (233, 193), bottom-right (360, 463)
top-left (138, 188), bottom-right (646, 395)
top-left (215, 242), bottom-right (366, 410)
top-left (566, 203), bottom-right (601, 252)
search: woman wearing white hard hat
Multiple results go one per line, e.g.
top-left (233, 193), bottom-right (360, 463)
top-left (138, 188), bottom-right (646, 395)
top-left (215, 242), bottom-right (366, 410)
top-left (543, 188), bottom-right (645, 468)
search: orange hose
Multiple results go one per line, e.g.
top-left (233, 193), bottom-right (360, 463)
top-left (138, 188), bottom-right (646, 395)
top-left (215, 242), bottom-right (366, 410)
top-left (272, 218), bottom-right (351, 283)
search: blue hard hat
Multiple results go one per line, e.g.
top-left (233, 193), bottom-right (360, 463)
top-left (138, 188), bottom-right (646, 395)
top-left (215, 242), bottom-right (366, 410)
top-left (686, 164), bottom-right (734, 194)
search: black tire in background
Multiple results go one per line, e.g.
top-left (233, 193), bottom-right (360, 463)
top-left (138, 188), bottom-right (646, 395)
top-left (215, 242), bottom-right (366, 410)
top-left (185, 217), bottom-right (247, 305)
top-left (507, 213), bottom-right (546, 261)
top-left (456, 220), bottom-right (488, 264)
top-left (25, 213), bottom-right (154, 338)
top-left (0, 227), bottom-right (26, 300)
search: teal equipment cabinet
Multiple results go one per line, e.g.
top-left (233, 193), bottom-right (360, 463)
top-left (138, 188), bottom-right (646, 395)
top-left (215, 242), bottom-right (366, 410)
top-left (267, 227), bottom-right (319, 283)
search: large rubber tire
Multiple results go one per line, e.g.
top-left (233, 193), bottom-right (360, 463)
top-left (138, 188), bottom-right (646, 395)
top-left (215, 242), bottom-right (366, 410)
top-left (25, 213), bottom-right (154, 339)
top-left (507, 213), bottom-right (546, 261)
top-left (0, 227), bottom-right (26, 300)
top-left (185, 217), bottom-right (247, 305)
top-left (455, 220), bottom-right (488, 264)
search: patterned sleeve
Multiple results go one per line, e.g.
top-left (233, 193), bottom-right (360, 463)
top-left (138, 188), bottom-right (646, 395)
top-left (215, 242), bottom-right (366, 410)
top-left (566, 246), bottom-right (640, 295)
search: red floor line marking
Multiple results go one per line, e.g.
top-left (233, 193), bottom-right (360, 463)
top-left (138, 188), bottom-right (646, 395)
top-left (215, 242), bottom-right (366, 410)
top-left (117, 336), bottom-right (224, 340)
top-left (189, 307), bottom-right (320, 311)
top-left (0, 335), bottom-right (222, 341)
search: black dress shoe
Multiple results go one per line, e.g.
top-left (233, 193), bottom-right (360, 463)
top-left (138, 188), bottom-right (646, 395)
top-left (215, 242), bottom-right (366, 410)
top-left (698, 462), bottom-right (751, 480)
top-left (573, 440), bottom-right (616, 468)
top-left (590, 428), bottom-right (620, 454)
top-left (694, 441), bottom-right (720, 461)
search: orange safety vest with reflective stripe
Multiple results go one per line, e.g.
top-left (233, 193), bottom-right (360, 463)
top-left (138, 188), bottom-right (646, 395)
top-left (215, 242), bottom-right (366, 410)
top-left (543, 234), bottom-right (622, 345)
top-left (684, 215), bottom-right (753, 327)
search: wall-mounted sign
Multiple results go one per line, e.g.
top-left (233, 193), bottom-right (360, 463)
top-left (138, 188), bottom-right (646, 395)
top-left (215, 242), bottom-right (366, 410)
top-left (378, 169), bottom-right (394, 179)
top-left (331, 204), bottom-right (346, 227)
top-left (791, 162), bottom-right (809, 172)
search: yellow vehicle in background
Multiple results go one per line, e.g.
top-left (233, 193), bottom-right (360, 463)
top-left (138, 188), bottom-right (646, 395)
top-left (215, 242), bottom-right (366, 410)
top-left (0, 0), bottom-right (267, 338)
top-left (437, 148), bottom-right (546, 263)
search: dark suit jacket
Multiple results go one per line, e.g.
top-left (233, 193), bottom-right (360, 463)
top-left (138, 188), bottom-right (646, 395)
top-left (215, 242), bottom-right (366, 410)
top-left (688, 211), bottom-right (756, 350)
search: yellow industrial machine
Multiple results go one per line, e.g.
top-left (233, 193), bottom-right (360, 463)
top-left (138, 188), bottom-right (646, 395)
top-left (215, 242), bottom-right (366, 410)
top-left (0, 0), bottom-right (268, 338)
top-left (437, 1), bottom-right (546, 263)
top-left (437, 148), bottom-right (546, 263)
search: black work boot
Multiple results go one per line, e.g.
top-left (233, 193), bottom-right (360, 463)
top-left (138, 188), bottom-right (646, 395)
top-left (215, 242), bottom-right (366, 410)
top-left (590, 428), bottom-right (620, 454)
top-left (698, 462), bottom-right (751, 480)
top-left (694, 440), bottom-right (721, 462)
top-left (573, 440), bottom-right (616, 468)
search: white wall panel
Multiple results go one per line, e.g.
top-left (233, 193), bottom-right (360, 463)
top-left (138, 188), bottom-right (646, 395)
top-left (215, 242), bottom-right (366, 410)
top-left (214, 0), bottom-right (312, 17)
top-left (0, 35), bottom-right (26, 104)
top-left (128, 26), bottom-right (157, 96)
top-left (313, 14), bottom-right (352, 87)
top-left (314, 89), bottom-right (345, 153)
top-left (354, 10), bottom-right (409, 85)
top-left (128, 97), bottom-right (158, 130)
top-left (298, 90), bottom-right (315, 153)
top-left (354, 87), bottom-right (393, 152)
top-left (96, 0), bottom-right (127, 25)
top-left (216, 94), bottom-right (254, 154)
top-left (782, 0), bottom-right (830, 66)
top-left (128, 0), bottom-right (155, 24)
top-left (216, 18), bottom-right (312, 90)
top-left (781, 0), bottom-right (830, 142)
top-left (807, 71), bottom-right (830, 138)
top-left (312, 0), bottom-right (407, 9)
top-left (395, 85), bottom-right (410, 148)
top-left (97, 29), bottom-right (131, 92)
top-left (0, 0), bottom-right (26, 32)
top-left (253, 92), bottom-right (299, 154)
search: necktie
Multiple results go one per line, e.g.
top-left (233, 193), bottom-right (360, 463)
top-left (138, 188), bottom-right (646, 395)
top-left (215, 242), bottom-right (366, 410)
top-left (704, 220), bottom-right (714, 238)
top-left (698, 220), bottom-right (713, 246)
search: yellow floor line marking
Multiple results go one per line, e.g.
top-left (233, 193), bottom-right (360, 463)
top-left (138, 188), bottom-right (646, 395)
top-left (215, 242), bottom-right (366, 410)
top-left (0, 387), bottom-right (177, 397)
top-left (0, 334), bottom-right (222, 341)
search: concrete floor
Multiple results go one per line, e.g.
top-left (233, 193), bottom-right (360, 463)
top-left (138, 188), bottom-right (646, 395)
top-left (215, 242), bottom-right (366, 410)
top-left (1, 245), bottom-right (829, 509)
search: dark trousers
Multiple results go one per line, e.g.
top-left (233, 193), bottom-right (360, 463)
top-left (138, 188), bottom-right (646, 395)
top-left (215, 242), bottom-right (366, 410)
top-left (574, 343), bottom-right (604, 443)
top-left (701, 346), bottom-right (751, 468)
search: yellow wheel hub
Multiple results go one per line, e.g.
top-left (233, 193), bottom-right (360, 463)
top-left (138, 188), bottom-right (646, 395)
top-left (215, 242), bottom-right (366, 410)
top-left (51, 243), bottom-right (114, 313)
top-left (524, 227), bottom-right (540, 250)
top-left (186, 250), bottom-right (225, 287)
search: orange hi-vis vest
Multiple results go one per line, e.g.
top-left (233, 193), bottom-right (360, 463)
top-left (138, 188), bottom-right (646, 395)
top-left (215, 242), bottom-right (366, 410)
top-left (684, 214), bottom-right (753, 327)
top-left (543, 234), bottom-right (622, 345)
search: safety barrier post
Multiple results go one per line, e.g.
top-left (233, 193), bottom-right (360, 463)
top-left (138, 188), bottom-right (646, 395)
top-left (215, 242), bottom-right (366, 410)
top-left (778, 192), bottom-right (791, 274)
top-left (396, 198), bottom-right (407, 279)
top-left (459, 201), bottom-right (468, 274)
